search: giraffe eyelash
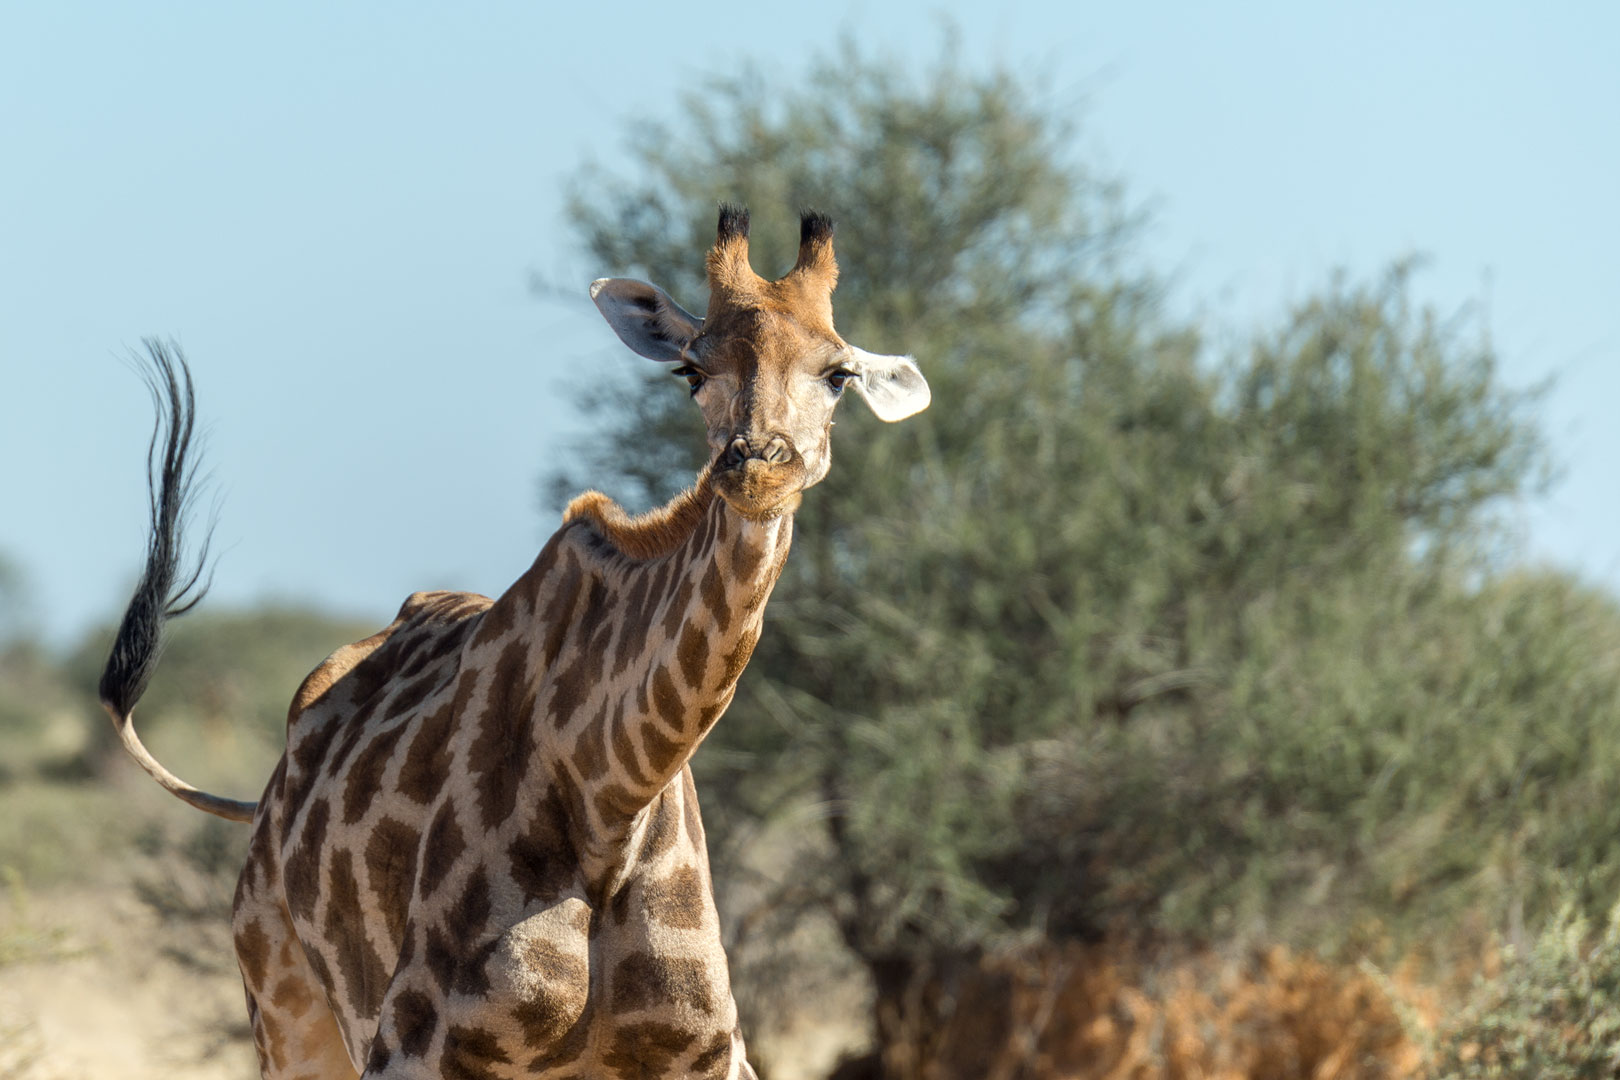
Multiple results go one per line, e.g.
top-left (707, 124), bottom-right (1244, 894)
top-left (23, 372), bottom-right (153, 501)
top-left (670, 365), bottom-right (706, 396)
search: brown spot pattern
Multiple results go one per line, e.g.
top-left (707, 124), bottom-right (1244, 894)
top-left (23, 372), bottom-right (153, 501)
top-left (283, 797), bottom-right (330, 922)
top-left (424, 925), bottom-right (457, 993)
top-left (473, 590), bottom-right (518, 644)
top-left (508, 793), bottom-right (576, 905)
top-left (342, 719), bottom-right (407, 824)
top-left (644, 865), bottom-right (707, 930)
top-left (447, 869), bottom-right (492, 949)
top-left (548, 651), bottom-right (595, 729)
top-left (648, 559), bottom-right (673, 612)
top-left (392, 988), bottom-right (439, 1057)
top-left (731, 529), bottom-right (765, 579)
top-left (469, 638), bottom-right (534, 831)
top-left (395, 700), bottom-right (454, 804)
top-left (439, 1024), bottom-right (511, 1080)
top-left (577, 719), bottom-right (611, 781)
top-left (235, 918), bottom-right (270, 991)
top-left (510, 939), bottom-right (589, 1047)
top-left (651, 665), bottom-right (685, 730)
top-left (601, 1022), bottom-right (696, 1077)
top-left (270, 974), bottom-right (314, 1018)
top-left (283, 717), bottom-right (342, 825)
top-left (682, 770), bottom-right (708, 845)
top-left (699, 561), bottom-right (731, 633)
top-left (660, 576), bottom-right (694, 639)
top-left (528, 1015), bottom-right (592, 1071)
top-left (419, 804), bottom-right (466, 898)
top-left (608, 717), bottom-right (645, 785)
top-left (364, 816), bottom-right (421, 945)
top-left (611, 952), bottom-right (715, 1015)
top-left (574, 579), bottom-right (612, 649)
top-left (303, 947), bottom-right (334, 999)
top-left (366, 1036), bottom-right (393, 1074)
top-left (612, 570), bottom-right (653, 677)
top-left (638, 791), bottom-right (682, 864)
top-left (610, 885), bottom-right (632, 928)
top-left (260, 1011), bottom-right (286, 1070)
top-left (692, 1029), bottom-right (735, 1077)
top-left (677, 620), bottom-right (710, 689)
top-left (722, 628), bottom-right (760, 688)
top-left (325, 847), bottom-right (389, 1016)
top-left (593, 782), bottom-right (637, 824)
top-left (640, 718), bottom-right (681, 779)
top-left (539, 562), bottom-right (583, 668)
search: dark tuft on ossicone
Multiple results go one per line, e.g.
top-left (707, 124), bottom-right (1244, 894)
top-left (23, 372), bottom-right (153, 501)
top-left (799, 210), bottom-right (834, 245)
top-left (716, 204), bottom-right (750, 241)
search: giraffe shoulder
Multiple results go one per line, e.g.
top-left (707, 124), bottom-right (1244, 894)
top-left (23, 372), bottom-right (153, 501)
top-left (286, 590), bottom-right (492, 724)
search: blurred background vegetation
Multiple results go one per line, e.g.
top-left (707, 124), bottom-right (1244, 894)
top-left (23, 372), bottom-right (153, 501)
top-left (4, 43), bottom-right (1618, 1080)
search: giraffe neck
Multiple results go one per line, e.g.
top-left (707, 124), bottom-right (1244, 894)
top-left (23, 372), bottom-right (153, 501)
top-left (489, 468), bottom-right (793, 878)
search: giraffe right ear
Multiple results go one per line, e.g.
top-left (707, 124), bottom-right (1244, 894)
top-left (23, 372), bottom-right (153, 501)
top-left (590, 278), bottom-right (703, 363)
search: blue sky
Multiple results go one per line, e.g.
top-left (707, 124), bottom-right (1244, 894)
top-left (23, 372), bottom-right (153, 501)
top-left (3, 2), bottom-right (1616, 645)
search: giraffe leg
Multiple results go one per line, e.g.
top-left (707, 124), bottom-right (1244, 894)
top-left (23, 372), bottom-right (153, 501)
top-left (234, 845), bottom-right (360, 1080)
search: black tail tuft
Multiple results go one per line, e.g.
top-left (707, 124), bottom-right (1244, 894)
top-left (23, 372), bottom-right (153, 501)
top-left (99, 340), bottom-right (214, 717)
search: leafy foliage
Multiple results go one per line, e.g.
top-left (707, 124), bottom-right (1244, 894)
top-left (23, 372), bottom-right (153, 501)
top-left (557, 39), bottom-right (1620, 1007)
top-left (1431, 900), bottom-right (1620, 1078)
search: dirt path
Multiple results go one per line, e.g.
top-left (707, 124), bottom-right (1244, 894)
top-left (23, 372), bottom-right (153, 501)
top-left (0, 888), bottom-right (256, 1080)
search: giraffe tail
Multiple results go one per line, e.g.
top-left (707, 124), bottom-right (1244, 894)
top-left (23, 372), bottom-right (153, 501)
top-left (97, 341), bottom-right (257, 824)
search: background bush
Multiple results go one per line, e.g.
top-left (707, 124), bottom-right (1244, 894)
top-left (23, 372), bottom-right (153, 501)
top-left (557, 41), bottom-right (1620, 1056)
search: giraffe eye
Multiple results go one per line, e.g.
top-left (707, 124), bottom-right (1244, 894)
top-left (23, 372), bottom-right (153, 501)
top-left (671, 365), bottom-right (706, 396)
top-left (826, 369), bottom-right (855, 394)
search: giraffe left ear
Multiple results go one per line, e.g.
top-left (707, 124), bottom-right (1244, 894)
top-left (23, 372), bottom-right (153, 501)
top-left (845, 347), bottom-right (931, 421)
top-left (590, 278), bottom-right (703, 363)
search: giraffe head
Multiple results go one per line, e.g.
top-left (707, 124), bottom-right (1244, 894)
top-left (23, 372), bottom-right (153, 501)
top-left (591, 205), bottom-right (930, 518)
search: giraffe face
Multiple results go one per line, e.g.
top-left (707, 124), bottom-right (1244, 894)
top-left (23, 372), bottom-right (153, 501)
top-left (591, 206), bottom-right (930, 518)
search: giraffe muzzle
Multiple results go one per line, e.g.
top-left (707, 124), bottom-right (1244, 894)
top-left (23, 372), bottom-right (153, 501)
top-left (713, 435), bottom-right (805, 516)
top-left (720, 435), bottom-right (795, 469)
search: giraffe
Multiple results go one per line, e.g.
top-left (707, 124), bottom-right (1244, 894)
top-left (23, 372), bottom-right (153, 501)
top-left (97, 205), bottom-right (930, 1080)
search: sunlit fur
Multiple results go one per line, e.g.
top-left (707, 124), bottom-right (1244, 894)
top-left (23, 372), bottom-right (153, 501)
top-left (678, 208), bottom-right (854, 519)
top-left (94, 208), bottom-right (925, 1080)
top-left (562, 467), bottom-right (716, 560)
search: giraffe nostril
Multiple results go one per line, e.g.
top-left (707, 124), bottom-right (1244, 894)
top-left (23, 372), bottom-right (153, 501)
top-left (762, 438), bottom-right (792, 465)
top-left (724, 437), bottom-right (750, 467)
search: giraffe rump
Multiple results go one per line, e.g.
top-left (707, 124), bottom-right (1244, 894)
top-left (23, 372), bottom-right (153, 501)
top-left (99, 340), bottom-right (255, 822)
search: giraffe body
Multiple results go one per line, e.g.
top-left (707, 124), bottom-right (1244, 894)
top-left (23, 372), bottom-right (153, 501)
top-left (237, 487), bottom-right (787, 1078)
top-left (98, 207), bottom-right (929, 1080)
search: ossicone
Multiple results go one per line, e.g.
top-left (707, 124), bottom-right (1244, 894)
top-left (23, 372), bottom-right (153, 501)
top-left (706, 202), bottom-right (762, 299)
top-left (789, 208), bottom-right (837, 289)
top-left (716, 203), bottom-right (750, 243)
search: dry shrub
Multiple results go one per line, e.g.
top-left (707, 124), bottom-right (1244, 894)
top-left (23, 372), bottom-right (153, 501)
top-left (870, 941), bottom-right (1438, 1080)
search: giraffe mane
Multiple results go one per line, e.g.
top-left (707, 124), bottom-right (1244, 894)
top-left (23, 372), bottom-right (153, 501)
top-left (561, 466), bottom-right (717, 562)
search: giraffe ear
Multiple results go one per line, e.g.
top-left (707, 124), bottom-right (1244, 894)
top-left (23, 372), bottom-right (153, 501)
top-left (845, 347), bottom-right (931, 422)
top-left (590, 278), bottom-right (703, 362)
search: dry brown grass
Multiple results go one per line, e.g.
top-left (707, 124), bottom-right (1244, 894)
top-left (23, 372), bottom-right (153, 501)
top-left (865, 941), bottom-right (1441, 1080)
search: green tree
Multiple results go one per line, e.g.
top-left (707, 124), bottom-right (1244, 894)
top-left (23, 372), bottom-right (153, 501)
top-left (1431, 899), bottom-right (1620, 1079)
top-left (557, 41), bottom-right (1617, 1069)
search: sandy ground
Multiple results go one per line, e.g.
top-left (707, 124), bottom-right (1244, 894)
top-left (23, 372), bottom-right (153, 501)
top-left (0, 888), bottom-right (256, 1080)
top-left (0, 881), bottom-right (864, 1080)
